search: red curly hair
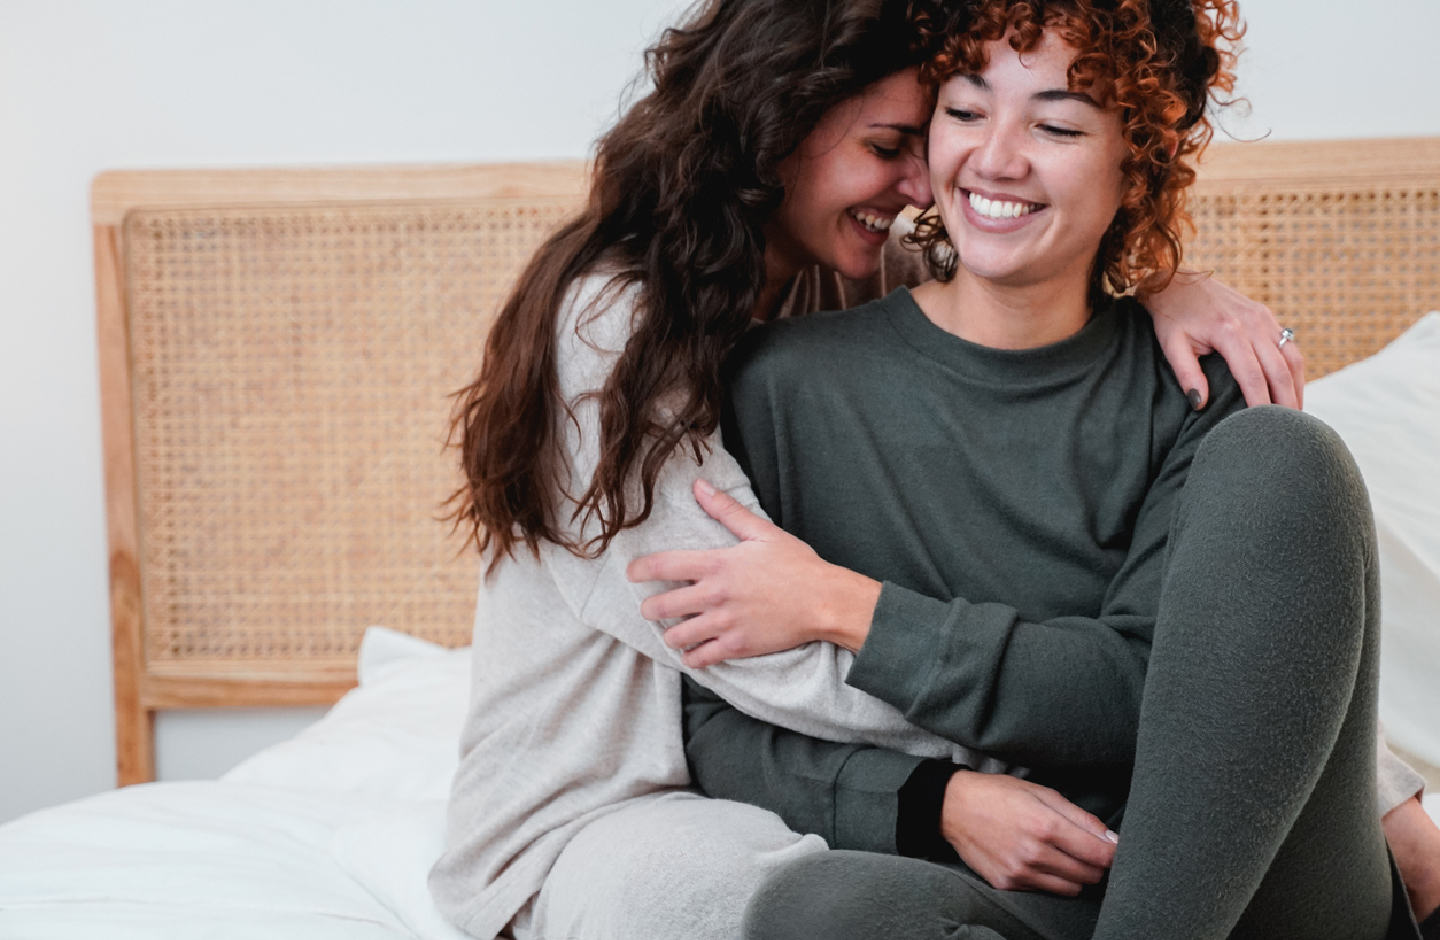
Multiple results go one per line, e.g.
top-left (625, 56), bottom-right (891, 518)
top-left (910, 0), bottom-right (1243, 298)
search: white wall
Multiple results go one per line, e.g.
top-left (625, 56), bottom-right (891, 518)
top-left (2, 0), bottom-right (1439, 825)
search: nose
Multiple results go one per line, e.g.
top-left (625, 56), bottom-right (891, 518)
top-left (970, 118), bottom-right (1028, 181)
top-left (897, 147), bottom-right (933, 210)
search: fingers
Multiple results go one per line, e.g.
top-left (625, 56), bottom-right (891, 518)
top-left (1254, 335), bottom-right (1299, 409)
top-left (1159, 331), bottom-right (1210, 411)
top-left (681, 635), bottom-right (745, 668)
top-left (1228, 296), bottom-right (1303, 409)
top-left (1043, 814), bottom-right (1118, 871)
top-left (979, 840), bottom-right (1105, 895)
top-left (1031, 843), bottom-right (1109, 888)
top-left (1034, 789), bottom-right (1114, 843)
top-left (1210, 323), bottom-right (1273, 408)
top-left (662, 610), bottom-right (729, 651)
top-left (1031, 790), bottom-right (1118, 871)
top-left (1281, 335), bottom-right (1307, 409)
top-left (642, 581), bottom-right (722, 622)
top-left (693, 479), bottom-right (773, 541)
top-left (626, 549), bottom-right (714, 585)
top-left (994, 868), bottom-right (1088, 897)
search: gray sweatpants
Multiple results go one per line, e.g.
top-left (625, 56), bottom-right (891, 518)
top-left (744, 407), bottom-right (1411, 940)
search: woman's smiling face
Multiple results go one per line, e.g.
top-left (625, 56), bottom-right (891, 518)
top-left (766, 68), bottom-right (934, 283)
top-left (928, 31), bottom-right (1129, 292)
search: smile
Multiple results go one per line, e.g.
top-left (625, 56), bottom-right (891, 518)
top-left (847, 208), bottom-right (895, 233)
top-left (966, 191), bottom-right (1044, 220)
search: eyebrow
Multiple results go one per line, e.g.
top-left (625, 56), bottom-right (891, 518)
top-left (962, 74), bottom-right (1102, 109)
top-left (867, 122), bottom-right (926, 135)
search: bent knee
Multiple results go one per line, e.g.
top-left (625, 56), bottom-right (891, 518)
top-left (1193, 406), bottom-right (1368, 515)
top-left (541, 794), bottom-right (825, 938)
top-left (744, 852), bottom-right (1012, 940)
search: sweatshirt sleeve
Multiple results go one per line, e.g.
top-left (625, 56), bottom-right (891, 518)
top-left (844, 359), bottom-right (1247, 770)
top-left (681, 674), bottom-right (938, 855)
top-left (1377, 728), bottom-right (1426, 815)
top-left (536, 276), bottom-right (977, 764)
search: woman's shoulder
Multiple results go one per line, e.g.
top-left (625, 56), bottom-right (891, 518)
top-left (558, 268), bottom-right (643, 347)
top-left (551, 269), bottom-right (645, 396)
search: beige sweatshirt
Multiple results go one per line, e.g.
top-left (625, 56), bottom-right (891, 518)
top-left (429, 272), bottom-right (997, 940)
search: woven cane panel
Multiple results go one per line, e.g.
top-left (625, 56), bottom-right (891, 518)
top-left (124, 200), bottom-right (577, 669)
top-left (1187, 186), bottom-right (1440, 378)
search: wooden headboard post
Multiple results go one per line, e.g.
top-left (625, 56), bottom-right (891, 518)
top-left (92, 164), bottom-right (588, 785)
top-left (94, 221), bottom-right (153, 784)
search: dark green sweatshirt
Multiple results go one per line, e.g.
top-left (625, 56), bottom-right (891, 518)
top-left (683, 286), bottom-right (1242, 855)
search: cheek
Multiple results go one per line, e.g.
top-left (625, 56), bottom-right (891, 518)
top-left (1065, 156), bottom-right (1128, 235)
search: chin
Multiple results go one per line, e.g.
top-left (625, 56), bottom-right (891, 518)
top-left (830, 248), bottom-right (886, 282)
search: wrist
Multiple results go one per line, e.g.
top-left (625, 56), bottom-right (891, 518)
top-left (815, 567), bottom-right (881, 651)
top-left (939, 767), bottom-right (974, 848)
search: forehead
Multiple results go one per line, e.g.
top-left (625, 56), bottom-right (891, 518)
top-left (841, 68), bottom-right (931, 129)
top-left (974, 32), bottom-right (1079, 86)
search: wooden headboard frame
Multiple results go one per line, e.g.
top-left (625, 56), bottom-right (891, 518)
top-left (95, 139), bottom-right (1440, 786)
top-left (94, 163), bottom-right (587, 785)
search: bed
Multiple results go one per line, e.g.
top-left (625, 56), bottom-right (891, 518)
top-left (2, 140), bottom-right (1439, 937)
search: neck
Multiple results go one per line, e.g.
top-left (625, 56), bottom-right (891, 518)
top-left (918, 265), bottom-right (1093, 349)
top-left (752, 236), bottom-right (803, 322)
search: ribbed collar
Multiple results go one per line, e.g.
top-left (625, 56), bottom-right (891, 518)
top-left (886, 286), bottom-right (1122, 387)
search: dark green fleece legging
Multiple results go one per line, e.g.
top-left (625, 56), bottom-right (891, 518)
top-left (742, 407), bottom-right (1406, 940)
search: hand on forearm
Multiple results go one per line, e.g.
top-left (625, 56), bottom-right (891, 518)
top-left (626, 479), bottom-right (880, 667)
top-left (940, 770), bottom-right (1118, 896)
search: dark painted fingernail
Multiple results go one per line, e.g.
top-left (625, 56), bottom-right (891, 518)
top-left (1186, 388), bottom-right (1203, 411)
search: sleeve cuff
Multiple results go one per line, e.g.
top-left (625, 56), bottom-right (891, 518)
top-left (846, 582), bottom-right (952, 709)
top-left (897, 760), bottom-right (961, 862)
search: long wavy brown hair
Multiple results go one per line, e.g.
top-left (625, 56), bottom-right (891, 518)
top-left (450, 0), bottom-right (938, 568)
top-left (908, 0), bottom-right (1242, 300)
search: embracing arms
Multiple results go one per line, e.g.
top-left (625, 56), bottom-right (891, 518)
top-left (539, 275), bottom-right (971, 759)
top-left (635, 352), bottom-right (1246, 768)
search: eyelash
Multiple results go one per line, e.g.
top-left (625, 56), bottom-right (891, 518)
top-left (946, 108), bottom-right (1085, 139)
top-left (870, 144), bottom-right (903, 159)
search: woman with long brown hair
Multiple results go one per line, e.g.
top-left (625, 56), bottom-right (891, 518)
top-left (428, 1), bottom-right (1407, 938)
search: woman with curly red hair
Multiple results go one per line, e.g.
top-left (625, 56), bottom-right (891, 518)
top-left (631, 0), bottom-right (1423, 937)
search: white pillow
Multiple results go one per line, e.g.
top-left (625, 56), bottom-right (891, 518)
top-left (1305, 312), bottom-right (1440, 769)
top-left (224, 627), bottom-right (473, 802)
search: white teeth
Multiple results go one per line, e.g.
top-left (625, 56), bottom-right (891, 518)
top-left (848, 209), bottom-right (895, 233)
top-left (967, 192), bottom-right (1038, 220)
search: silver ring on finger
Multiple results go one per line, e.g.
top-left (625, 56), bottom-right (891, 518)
top-left (1278, 327), bottom-right (1296, 349)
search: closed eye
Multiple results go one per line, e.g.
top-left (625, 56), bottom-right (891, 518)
top-left (944, 107), bottom-right (982, 123)
top-left (1040, 124), bottom-right (1085, 138)
top-left (869, 144), bottom-right (902, 158)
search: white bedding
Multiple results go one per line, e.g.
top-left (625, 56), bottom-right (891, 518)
top-left (0, 628), bottom-right (472, 940)
top-left (1305, 312), bottom-right (1440, 769)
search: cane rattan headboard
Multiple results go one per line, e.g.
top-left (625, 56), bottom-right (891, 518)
top-left (95, 139), bottom-right (1440, 786)
top-left (94, 164), bottom-right (587, 784)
